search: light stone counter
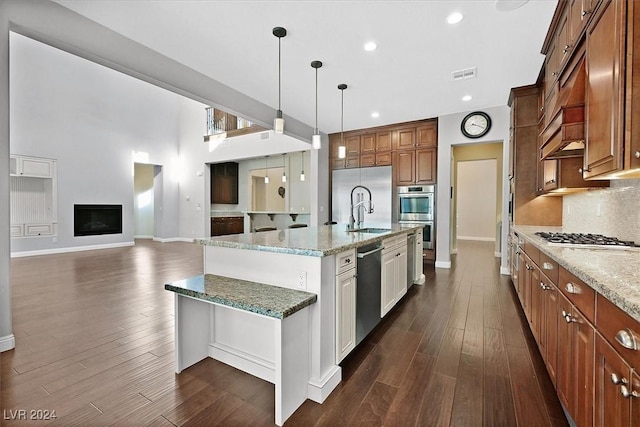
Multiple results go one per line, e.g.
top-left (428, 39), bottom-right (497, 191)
top-left (513, 225), bottom-right (640, 323)
top-left (195, 223), bottom-right (423, 256)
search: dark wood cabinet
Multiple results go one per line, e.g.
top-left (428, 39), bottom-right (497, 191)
top-left (211, 216), bottom-right (244, 236)
top-left (393, 128), bottom-right (416, 151)
top-left (543, 277), bottom-right (560, 387)
top-left (376, 131), bottom-right (392, 151)
top-left (416, 123), bottom-right (437, 148)
top-left (509, 86), bottom-right (563, 225)
top-left (584, 0), bottom-right (625, 178)
top-left (394, 150), bottom-right (415, 185)
top-left (595, 335), bottom-right (636, 427)
top-left (360, 133), bottom-right (376, 153)
top-left (210, 162), bottom-right (238, 204)
top-left (415, 148), bottom-right (436, 184)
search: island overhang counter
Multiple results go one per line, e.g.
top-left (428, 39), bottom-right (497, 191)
top-left (167, 223), bottom-right (423, 425)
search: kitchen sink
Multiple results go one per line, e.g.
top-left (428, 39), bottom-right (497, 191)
top-left (349, 227), bottom-right (391, 234)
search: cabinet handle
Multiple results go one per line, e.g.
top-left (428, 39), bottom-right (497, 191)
top-left (582, 9), bottom-right (590, 17)
top-left (545, 179), bottom-right (556, 185)
top-left (526, 264), bottom-right (534, 271)
top-left (565, 314), bottom-right (576, 324)
top-left (542, 262), bottom-right (554, 270)
top-left (611, 373), bottom-right (628, 385)
top-left (620, 385), bottom-right (639, 399)
top-left (565, 282), bottom-right (581, 294)
top-left (615, 329), bottom-right (640, 351)
top-left (552, 71), bottom-right (557, 77)
top-left (563, 45), bottom-right (571, 54)
top-left (540, 282), bottom-right (551, 291)
top-left (635, 151), bottom-right (640, 159)
top-left (345, 258), bottom-right (351, 264)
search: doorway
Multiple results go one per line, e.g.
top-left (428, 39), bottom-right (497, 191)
top-left (451, 142), bottom-right (503, 256)
top-left (134, 163), bottom-right (161, 239)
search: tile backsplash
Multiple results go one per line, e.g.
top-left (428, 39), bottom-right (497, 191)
top-left (563, 179), bottom-right (640, 243)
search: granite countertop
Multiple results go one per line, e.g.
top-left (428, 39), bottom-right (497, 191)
top-left (195, 223), bottom-right (423, 257)
top-left (513, 225), bottom-right (640, 323)
top-left (164, 274), bottom-right (317, 319)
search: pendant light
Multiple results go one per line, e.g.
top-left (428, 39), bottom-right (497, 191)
top-left (264, 156), bottom-right (270, 184)
top-left (273, 27), bottom-right (287, 134)
top-left (281, 153), bottom-right (287, 183)
top-left (338, 84), bottom-right (348, 159)
top-left (300, 151), bottom-right (305, 181)
top-left (311, 60), bottom-right (323, 149)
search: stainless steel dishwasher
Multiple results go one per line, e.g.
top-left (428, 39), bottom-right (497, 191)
top-left (356, 242), bottom-right (384, 345)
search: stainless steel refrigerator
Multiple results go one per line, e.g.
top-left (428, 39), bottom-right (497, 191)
top-left (331, 166), bottom-right (393, 225)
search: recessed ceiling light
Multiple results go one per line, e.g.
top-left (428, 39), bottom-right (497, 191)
top-left (462, 95), bottom-right (472, 102)
top-left (371, 112), bottom-right (380, 118)
top-left (364, 41), bottom-right (377, 52)
top-left (447, 12), bottom-right (464, 25)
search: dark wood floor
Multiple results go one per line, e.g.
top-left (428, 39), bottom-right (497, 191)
top-left (1, 239), bottom-right (567, 426)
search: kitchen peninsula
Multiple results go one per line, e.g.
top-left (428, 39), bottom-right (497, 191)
top-left (165, 223), bottom-right (424, 425)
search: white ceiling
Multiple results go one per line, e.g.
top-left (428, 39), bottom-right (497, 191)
top-left (55, 0), bottom-right (557, 134)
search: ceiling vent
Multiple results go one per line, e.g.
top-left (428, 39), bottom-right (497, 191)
top-left (452, 67), bottom-right (477, 81)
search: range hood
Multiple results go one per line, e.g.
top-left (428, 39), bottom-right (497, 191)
top-left (539, 59), bottom-right (586, 160)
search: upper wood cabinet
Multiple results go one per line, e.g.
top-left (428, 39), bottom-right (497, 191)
top-left (210, 162), bottom-right (239, 204)
top-left (583, 0), bottom-right (640, 179)
top-left (393, 128), bottom-right (416, 150)
top-left (416, 122), bottom-right (438, 148)
top-left (329, 119), bottom-right (437, 173)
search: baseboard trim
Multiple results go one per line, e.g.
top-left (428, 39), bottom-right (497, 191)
top-left (435, 260), bottom-right (451, 269)
top-left (0, 334), bottom-right (16, 352)
top-left (153, 237), bottom-right (193, 243)
top-left (457, 236), bottom-right (496, 242)
top-left (307, 365), bottom-right (342, 404)
top-left (10, 241), bottom-right (135, 258)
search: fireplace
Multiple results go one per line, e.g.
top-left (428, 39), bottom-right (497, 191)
top-left (74, 204), bottom-right (123, 236)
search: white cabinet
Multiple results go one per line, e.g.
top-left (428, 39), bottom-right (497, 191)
top-left (380, 234), bottom-right (408, 317)
top-left (335, 249), bottom-right (356, 363)
top-left (10, 155), bottom-right (54, 178)
top-left (10, 155), bottom-right (57, 238)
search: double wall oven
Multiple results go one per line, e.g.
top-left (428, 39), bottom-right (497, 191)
top-left (397, 185), bottom-right (435, 250)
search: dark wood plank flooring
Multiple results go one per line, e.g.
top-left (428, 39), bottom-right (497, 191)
top-left (1, 239), bottom-right (567, 426)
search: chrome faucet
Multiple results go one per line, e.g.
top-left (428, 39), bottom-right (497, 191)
top-left (348, 185), bottom-right (374, 230)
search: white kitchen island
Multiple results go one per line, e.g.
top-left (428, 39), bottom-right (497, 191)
top-left (167, 223), bottom-right (424, 425)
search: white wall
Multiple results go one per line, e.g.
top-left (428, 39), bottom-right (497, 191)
top-left (9, 33), bottom-right (186, 254)
top-left (456, 159), bottom-right (497, 241)
top-left (436, 105), bottom-right (510, 271)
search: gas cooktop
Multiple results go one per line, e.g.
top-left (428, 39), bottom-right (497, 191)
top-left (535, 232), bottom-right (637, 249)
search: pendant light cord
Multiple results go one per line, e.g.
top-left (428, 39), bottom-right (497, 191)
top-left (340, 88), bottom-right (344, 144)
top-left (278, 37), bottom-right (282, 111)
top-left (315, 68), bottom-right (318, 133)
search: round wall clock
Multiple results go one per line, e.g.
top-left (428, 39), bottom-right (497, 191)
top-left (461, 111), bottom-right (492, 138)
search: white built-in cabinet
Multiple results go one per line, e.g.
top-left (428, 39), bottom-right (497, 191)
top-left (381, 235), bottom-right (408, 317)
top-left (10, 155), bottom-right (58, 237)
top-left (335, 249), bottom-right (357, 363)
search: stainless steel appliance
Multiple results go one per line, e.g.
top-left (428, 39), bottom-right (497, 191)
top-left (397, 185), bottom-right (435, 222)
top-left (399, 220), bottom-right (434, 250)
top-left (535, 232), bottom-right (637, 249)
top-left (332, 167), bottom-right (392, 225)
top-left (397, 185), bottom-right (435, 251)
top-left (356, 242), bottom-right (384, 344)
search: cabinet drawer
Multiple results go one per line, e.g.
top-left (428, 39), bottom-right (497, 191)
top-left (559, 267), bottom-right (595, 323)
top-left (382, 235), bottom-right (406, 253)
top-left (25, 224), bottom-right (53, 236)
top-left (539, 252), bottom-right (559, 284)
top-left (10, 224), bottom-right (24, 237)
top-left (596, 294), bottom-right (640, 371)
top-left (524, 241), bottom-right (540, 266)
top-left (335, 249), bottom-right (356, 275)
